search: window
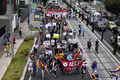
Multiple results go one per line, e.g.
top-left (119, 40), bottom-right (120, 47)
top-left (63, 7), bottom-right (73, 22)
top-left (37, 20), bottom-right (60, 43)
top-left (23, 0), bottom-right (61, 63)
top-left (0, 25), bottom-right (6, 37)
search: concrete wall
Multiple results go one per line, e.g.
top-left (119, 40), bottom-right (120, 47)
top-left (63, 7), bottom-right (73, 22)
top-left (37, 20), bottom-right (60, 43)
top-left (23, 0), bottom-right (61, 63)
top-left (0, 19), bottom-right (10, 45)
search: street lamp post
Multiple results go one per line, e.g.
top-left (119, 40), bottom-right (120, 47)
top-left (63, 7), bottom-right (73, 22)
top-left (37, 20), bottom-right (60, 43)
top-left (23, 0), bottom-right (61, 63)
top-left (101, 29), bottom-right (104, 41)
top-left (17, 0), bottom-right (20, 30)
top-left (113, 27), bottom-right (118, 55)
top-left (92, 15), bottom-right (95, 32)
top-left (86, 14), bottom-right (89, 26)
top-left (8, 15), bottom-right (14, 55)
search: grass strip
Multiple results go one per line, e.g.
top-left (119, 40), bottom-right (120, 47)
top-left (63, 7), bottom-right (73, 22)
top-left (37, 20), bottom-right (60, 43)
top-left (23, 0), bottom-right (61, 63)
top-left (32, 27), bottom-right (40, 31)
top-left (2, 36), bottom-right (34, 80)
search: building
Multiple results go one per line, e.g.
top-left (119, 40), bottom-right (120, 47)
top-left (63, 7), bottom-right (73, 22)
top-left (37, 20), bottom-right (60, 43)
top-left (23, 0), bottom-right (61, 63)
top-left (0, 0), bottom-right (7, 15)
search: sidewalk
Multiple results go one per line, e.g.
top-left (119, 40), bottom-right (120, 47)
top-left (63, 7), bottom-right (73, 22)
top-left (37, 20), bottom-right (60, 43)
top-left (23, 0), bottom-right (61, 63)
top-left (0, 18), bottom-right (33, 80)
top-left (0, 38), bottom-right (23, 80)
top-left (67, 18), bottom-right (120, 80)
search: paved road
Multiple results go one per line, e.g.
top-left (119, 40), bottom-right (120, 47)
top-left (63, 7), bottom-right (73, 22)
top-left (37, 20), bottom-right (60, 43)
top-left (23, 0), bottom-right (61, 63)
top-left (29, 1), bottom-right (91, 80)
top-left (66, 17), bottom-right (120, 80)
top-left (86, 23), bottom-right (120, 61)
top-left (31, 69), bottom-right (91, 80)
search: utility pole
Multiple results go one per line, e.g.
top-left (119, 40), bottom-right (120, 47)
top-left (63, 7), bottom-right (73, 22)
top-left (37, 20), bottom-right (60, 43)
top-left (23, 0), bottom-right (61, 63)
top-left (92, 15), bottom-right (95, 32)
top-left (8, 0), bottom-right (14, 55)
top-left (113, 27), bottom-right (118, 55)
top-left (101, 29), bottom-right (104, 41)
top-left (17, 0), bottom-right (20, 30)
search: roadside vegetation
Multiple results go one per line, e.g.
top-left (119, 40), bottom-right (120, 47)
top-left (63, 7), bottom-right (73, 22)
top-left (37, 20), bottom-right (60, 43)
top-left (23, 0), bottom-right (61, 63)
top-left (2, 36), bottom-right (34, 80)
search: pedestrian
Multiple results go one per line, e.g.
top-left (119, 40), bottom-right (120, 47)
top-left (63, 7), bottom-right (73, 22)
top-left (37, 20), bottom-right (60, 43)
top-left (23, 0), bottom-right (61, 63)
top-left (78, 24), bottom-right (81, 36)
top-left (51, 58), bottom-right (58, 78)
top-left (91, 70), bottom-right (99, 80)
top-left (36, 59), bottom-right (41, 76)
top-left (94, 71), bottom-right (99, 80)
top-left (5, 43), bottom-right (10, 56)
top-left (33, 59), bottom-right (37, 75)
top-left (39, 61), bottom-right (45, 80)
top-left (87, 39), bottom-right (92, 51)
top-left (81, 62), bottom-right (86, 80)
top-left (48, 57), bottom-right (53, 73)
top-left (28, 58), bottom-right (33, 75)
top-left (95, 39), bottom-right (99, 53)
top-left (82, 26), bottom-right (85, 37)
top-left (19, 28), bottom-right (22, 37)
top-left (79, 48), bottom-right (83, 60)
top-left (73, 29), bottom-right (76, 38)
top-left (91, 61), bottom-right (97, 73)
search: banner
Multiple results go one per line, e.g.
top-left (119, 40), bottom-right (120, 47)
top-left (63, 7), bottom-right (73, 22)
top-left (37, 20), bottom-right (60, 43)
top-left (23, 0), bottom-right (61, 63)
top-left (60, 59), bottom-right (86, 72)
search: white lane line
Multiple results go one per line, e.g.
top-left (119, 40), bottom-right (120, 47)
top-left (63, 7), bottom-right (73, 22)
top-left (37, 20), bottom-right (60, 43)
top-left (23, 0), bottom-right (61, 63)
top-left (81, 19), bottom-right (120, 58)
top-left (77, 18), bottom-right (120, 65)
top-left (66, 19), bottom-right (92, 77)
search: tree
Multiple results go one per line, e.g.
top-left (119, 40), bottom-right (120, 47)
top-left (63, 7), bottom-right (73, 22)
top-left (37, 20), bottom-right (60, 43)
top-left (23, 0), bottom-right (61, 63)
top-left (104, 0), bottom-right (120, 55)
top-left (104, 0), bottom-right (120, 15)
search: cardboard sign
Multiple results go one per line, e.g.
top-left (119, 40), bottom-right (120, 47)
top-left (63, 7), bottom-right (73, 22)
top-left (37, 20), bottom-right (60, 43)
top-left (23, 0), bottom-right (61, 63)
top-left (53, 33), bottom-right (59, 39)
top-left (46, 34), bottom-right (51, 38)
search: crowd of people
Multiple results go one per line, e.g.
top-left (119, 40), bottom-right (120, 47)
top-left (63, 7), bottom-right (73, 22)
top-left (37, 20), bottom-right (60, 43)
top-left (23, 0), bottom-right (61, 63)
top-left (27, 2), bottom-right (89, 80)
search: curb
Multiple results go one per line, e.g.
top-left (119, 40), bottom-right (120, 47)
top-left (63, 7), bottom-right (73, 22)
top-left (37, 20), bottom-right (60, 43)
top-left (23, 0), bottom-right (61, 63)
top-left (20, 37), bottom-right (37, 80)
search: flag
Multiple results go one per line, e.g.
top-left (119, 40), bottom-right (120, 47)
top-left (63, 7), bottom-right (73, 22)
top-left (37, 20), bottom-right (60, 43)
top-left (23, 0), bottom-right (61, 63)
top-left (110, 66), bottom-right (120, 72)
top-left (73, 49), bottom-right (80, 60)
top-left (91, 72), bottom-right (95, 80)
top-left (44, 65), bottom-right (48, 71)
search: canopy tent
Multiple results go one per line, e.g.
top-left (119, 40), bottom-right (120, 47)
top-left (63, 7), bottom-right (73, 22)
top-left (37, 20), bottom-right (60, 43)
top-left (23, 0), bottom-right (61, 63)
top-left (68, 38), bottom-right (78, 44)
top-left (45, 22), bottom-right (56, 28)
top-left (47, 11), bottom-right (67, 17)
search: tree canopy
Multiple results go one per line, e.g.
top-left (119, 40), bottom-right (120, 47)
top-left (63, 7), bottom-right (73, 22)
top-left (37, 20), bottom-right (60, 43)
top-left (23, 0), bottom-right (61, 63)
top-left (104, 0), bottom-right (120, 15)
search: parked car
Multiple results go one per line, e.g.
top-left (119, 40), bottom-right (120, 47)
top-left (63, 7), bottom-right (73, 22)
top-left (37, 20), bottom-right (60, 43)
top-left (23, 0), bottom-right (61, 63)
top-left (95, 20), bottom-right (106, 31)
top-left (110, 36), bottom-right (120, 48)
top-left (106, 21), bottom-right (117, 31)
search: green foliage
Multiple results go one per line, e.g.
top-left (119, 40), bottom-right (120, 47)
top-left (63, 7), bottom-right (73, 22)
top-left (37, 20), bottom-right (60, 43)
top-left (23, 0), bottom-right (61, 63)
top-left (24, 36), bottom-right (34, 42)
top-left (104, 0), bottom-right (120, 15)
top-left (32, 27), bottom-right (40, 31)
top-left (2, 37), bottom-right (34, 80)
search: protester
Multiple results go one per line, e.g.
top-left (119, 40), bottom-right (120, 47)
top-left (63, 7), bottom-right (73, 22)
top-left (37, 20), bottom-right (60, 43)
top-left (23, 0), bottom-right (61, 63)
top-left (79, 48), bottom-right (83, 60)
top-left (28, 58), bottom-right (33, 75)
top-left (5, 43), bottom-right (11, 56)
top-left (91, 70), bottom-right (99, 80)
top-left (50, 58), bottom-right (58, 77)
top-left (81, 62), bottom-right (87, 80)
top-left (91, 61), bottom-right (97, 73)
